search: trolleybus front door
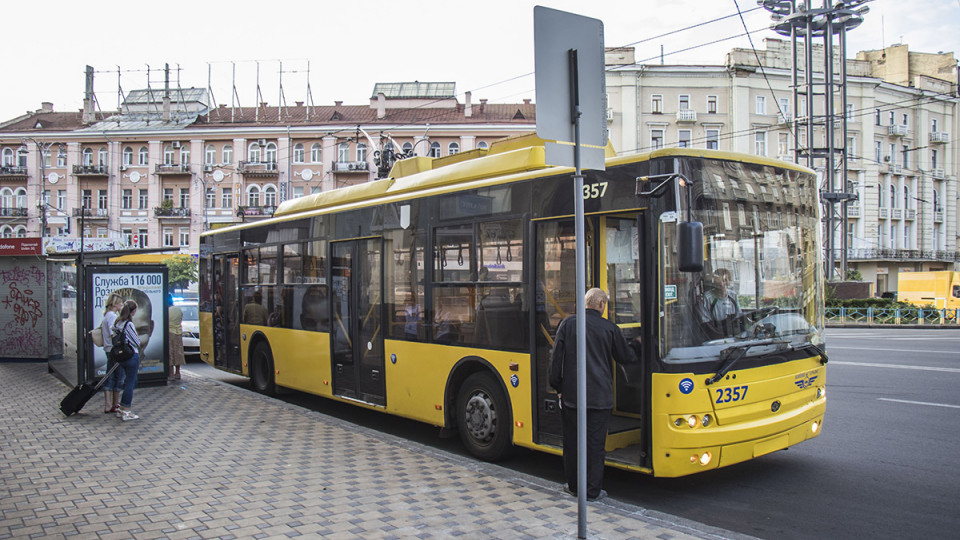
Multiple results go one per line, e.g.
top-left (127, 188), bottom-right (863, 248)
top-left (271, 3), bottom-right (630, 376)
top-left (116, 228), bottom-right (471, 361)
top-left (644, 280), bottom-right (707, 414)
top-left (331, 238), bottom-right (385, 406)
top-left (213, 253), bottom-right (242, 373)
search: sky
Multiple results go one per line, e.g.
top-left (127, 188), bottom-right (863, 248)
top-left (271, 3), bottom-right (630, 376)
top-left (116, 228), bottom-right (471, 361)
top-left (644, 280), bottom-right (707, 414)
top-left (3, 0), bottom-right (959, 123)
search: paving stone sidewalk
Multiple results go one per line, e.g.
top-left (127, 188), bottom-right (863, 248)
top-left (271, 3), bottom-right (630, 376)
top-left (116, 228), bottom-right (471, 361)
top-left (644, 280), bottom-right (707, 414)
top-left (0, 363), bottom-right (744, 539)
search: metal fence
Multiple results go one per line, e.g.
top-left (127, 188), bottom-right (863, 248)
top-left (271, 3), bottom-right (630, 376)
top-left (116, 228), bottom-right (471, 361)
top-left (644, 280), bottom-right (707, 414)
top-left (825, 307), bottom-right (960, 326)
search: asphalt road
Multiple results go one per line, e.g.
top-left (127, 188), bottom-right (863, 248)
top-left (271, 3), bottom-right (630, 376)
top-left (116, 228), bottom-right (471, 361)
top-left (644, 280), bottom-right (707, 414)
top-left (184, 327), bottom-right (960, 540)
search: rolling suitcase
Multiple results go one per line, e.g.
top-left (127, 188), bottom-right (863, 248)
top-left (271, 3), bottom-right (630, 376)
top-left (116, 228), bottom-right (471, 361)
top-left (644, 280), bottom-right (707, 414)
top-left (60, 362), bottom-right (120, 416)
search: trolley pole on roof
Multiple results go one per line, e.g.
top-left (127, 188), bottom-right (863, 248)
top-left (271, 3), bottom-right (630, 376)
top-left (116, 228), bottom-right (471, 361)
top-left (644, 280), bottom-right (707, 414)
top-left (534, 7), bottom-right (606, 538)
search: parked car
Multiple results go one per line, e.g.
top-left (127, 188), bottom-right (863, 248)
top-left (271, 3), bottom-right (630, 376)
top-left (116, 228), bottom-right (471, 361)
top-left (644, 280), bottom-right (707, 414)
top-left (176, 301), bottom-right (199, 356)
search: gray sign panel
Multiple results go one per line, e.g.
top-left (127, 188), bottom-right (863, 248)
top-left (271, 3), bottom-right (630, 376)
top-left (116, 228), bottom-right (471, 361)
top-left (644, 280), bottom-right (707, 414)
top-left (534, 5), bottom-right (607, 169)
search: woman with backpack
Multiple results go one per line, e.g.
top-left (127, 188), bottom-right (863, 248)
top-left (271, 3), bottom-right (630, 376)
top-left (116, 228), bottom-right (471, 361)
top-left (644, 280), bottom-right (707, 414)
top-left (114, 299), bottom-right (142, 421)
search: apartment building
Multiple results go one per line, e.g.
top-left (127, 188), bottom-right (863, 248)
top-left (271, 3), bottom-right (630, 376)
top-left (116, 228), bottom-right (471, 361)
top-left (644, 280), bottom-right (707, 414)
top-left (606, 39), bottom-right (959, 294)
top-left (0, 81), bottom-right (535, 252)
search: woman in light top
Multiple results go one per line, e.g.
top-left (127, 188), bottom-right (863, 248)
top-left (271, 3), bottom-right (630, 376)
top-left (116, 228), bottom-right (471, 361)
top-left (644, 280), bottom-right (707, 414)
top-left (114, 299), bottom-right (142, 421)
top-left (101, 292), bottom-right (125, 414)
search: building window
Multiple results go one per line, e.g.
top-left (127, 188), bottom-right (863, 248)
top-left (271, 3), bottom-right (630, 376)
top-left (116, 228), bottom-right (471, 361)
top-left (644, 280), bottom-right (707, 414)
top-left (707, 96), bottom-right (717, 114)
top-left (651, 129), bottom-right (664, 150)
top-left (310, 143), bottom-right (322, 163)
top-left (888, 111), bottom-right (895, 125)
top-left (98, 149), bottom-right (107, 167)
top-left (890, 185), bottom-right (896, 208)
top-left (889, 143), bottom-right (896, 165)
top-left (678, 94), bottom-right (690, 111)
top-left (163, 146), bottom-right (174, 165)
top-left (139, 189), bottom-right (148, 209)
top-left (448, 142), bottom-right (459, 155)
top-left (931, 118), bottom-right (938, 132)
top-left (651, 94), bottom-right (663, 113)
top-left (82, 148), bottom-right (93, 166)
top-left (247, 185), bottom-right (261, 207)
top-left (138, 146), bottom-right (148, 165)
top-left (57, 190), bottom-right (66, 210)
top-left (81, 189), bottom-right (92, 209)
top-left (931, 149), bottom-right (938, 169)
top-left (678, 130), bottom-right (691, 148)
top-left (846, 136), bottom-right (856, 159)
top-left (221, 188), bottom-right (232, 209)
top-left (902, 113), bottom-right (908, 127)
top-left (222, 145), bottom-right (233, 165)
top-left (706, 129), bottom-right (719, 150)
top-left (179, 228), bottom-right (190, 247)
top-left (875, 140), bottom-right (882, 163)
top-left (137, 229), bottom-right (148, 248)
top-left (248, 142), bottom-right (262, 163)
top-left (205, 188), bottom-right (215, 208)
top-left (430, 141), bottom-right (441, 158)
top-left (755, 96), bottom-right (766, 115)
top-left (205, 145), bottom-right (216, 165)
top-left (180, 188), bottom-right (190, 208)
top-left (875, 109), bottom-right (881, 126)
top-left (180, 146), bottom-right (190, 165)
top-left (56, 149), bottom-right (66, 167)
top-left (337, 142), bottom-right (349, 162)
top-left (356, 143), bottom-right (367, 162)
top-left (778, 133), bottom-right (789, 158)
top-left (292, 186), bottom-right (304, 198)
top-left (98, 189), bottom-right (107, 210)
top-left (846, 103), bottom-right (854, 120)
top-left (293, 143), bottom-right (305, 164)
top-left (264, 185), bottom-right (277, 207)
top-left (402, 142), bottom-right (414, 155)
top-left (264, 142), bottom-right (277, 164)
top-left (755, 131), bottom-right (767, 156)
top-left (163, 227), bottom-right (174, 247)
top-left (122, 147), bottom-right (133, 166)
top-left (123, 229), bottom-right (133, 246)
top-left (902, 145), bottom-right (909, 169)
top-left (477, 141), bottom-right (488, 150)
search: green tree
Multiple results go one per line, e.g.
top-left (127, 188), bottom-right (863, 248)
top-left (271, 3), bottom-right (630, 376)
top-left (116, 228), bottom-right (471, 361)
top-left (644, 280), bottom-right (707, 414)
top-left (163, 255), bottom-right (198, 292)
top-left (845, 268), bottom-right (863, 281)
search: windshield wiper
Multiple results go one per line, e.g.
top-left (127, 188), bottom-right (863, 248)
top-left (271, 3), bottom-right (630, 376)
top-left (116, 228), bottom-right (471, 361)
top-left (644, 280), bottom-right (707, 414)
top-left (705, 339), bottom-right (787, 385)
top-left (792, 342), bottom-right (828, 364)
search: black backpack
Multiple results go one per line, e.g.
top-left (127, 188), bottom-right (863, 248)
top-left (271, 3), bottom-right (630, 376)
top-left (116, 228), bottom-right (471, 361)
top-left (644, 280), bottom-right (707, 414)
top-left (110, 322), bottom-right (135, 362)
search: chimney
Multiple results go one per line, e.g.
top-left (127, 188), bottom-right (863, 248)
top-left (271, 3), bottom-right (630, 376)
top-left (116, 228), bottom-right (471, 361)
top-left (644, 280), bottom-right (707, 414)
top-left (260, 102), bottom-right (268, 108)
top-left (523, 99), bottom-right (531, 105)
top-left (39, 102), bottom-right (54, 113)
top-left (82, 65), bottom-right (95, 124)
top-left (465, 91), bottom-right (472, 117)
top-left (335, 101), bottom-right (343, 107)
top-left (295, 101), bottom-right (304, 107)
top-left (376, 93), bottom-right (386, 119)
top-left (479, 98), bottom-right (487, 113)
top-left (162, 63), bottom-right (171, 122)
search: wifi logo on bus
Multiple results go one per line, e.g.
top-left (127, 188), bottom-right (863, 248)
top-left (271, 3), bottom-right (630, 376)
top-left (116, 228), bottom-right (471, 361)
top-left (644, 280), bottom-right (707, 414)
top-left (679, 378), bottom-right (695, 394)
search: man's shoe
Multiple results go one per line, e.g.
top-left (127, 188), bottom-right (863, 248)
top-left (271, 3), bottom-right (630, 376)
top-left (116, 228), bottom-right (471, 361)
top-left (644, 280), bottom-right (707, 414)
top-left (587, 490), bottom-right (607, 502)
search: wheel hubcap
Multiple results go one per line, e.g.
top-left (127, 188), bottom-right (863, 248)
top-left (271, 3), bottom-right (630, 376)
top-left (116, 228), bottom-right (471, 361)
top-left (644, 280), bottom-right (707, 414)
top-left (464, 392), bottom-right (497, 443)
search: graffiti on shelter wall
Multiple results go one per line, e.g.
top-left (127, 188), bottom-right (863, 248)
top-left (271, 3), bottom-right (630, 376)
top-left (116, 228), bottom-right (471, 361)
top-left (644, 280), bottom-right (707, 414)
top-left (0, 263), bottom-right (47, 358)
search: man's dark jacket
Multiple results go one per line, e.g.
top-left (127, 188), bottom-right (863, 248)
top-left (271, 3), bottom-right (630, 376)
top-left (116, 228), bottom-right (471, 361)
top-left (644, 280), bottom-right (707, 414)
top-left (549, 308), bottom-right (637, 409)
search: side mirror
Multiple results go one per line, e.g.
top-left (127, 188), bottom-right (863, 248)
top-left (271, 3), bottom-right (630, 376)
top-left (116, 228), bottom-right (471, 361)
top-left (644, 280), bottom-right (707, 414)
top-left (678, 221), bottom-right (703, 272)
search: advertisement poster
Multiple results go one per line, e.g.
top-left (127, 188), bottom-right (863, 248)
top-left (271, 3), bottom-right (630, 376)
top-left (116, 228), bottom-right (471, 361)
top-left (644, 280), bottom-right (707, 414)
top-left (90, 269), bottom-right (166, 376)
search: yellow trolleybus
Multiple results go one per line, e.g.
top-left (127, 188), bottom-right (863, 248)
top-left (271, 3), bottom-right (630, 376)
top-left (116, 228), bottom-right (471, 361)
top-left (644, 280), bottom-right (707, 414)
top-left (198, 134), bottom-right (827, 477)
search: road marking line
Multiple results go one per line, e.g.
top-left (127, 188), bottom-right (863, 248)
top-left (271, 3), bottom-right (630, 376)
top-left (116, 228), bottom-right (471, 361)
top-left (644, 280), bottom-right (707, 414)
top-left (829, 346), bottom-right (959, 355)
top-left (831, 361), bottom-right (960, 373)
top-left (878, 398), bottom-right (960, 409)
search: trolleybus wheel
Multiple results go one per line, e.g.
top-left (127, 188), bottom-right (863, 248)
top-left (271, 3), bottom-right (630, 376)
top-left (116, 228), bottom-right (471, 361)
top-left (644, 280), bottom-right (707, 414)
top-left (250, 341), bottom-right (276, 395)
top-left (456, 372), bottom-right (512, 461)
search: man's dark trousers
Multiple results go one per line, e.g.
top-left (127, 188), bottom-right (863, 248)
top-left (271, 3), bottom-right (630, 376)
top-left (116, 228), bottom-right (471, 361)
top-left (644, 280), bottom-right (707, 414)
top-left (561, 405), bottom-right (610, 498)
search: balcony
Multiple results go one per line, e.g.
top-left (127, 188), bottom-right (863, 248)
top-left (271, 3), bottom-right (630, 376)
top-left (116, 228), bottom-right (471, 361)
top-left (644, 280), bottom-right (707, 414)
top-left (154, 206), bottom-right (192, 218)
top-left (934, 210), bottom-right (944, 223)
top-left (777, 112), bottom-right (793, 125)
top-left (237, 205), bottom-right (276, 217)
top-left (237, 161), bottom-right (278, 177)
top-left (891, 208), bottom-right (903, 220)
top-left (73, 164), bottom-right (108, 176)
top-left (0, 165), bottom-right (27, 178)
top-left (838, 248), bottom-right (960, 262)
top-left (878, 207), bottom-right (890, 219)
top-left (675, 109), bottom-right (697, 123)
top-left (884, 163), bottom-right (903, 175)
top-left (73, 207), bottom-right (109, 219)
top-left (931, 169), bottom-right (945, 180)
top-left (0, 207), bottom-right (28, 217)
top-left (155, 163), bottom-right (191, 175)
top-left (887, 124), bottom-right (908, 137)
top-left (905, 209), bottom-right (916, 220)
top-left (846, 206), bottom-right (860, 218)
top-left (929, 132), bottom-right (949, 144)
top-left (332, 161), bottom-right (370, 173)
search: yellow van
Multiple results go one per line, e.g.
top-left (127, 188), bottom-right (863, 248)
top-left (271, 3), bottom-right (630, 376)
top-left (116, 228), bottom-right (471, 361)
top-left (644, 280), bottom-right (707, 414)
top-left (897, 271), bottom-right (960, 309)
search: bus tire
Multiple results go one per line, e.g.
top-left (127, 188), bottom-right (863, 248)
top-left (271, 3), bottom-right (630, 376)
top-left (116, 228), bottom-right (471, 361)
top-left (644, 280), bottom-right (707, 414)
top-left (249, 341), bottom-right (276, 395)
top-left (456, 371), bottom-right (512, 461)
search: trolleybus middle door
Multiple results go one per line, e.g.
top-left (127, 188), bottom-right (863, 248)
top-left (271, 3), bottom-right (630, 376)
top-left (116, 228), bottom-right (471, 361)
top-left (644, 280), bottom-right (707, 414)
top-left (331, 238), bottom-right (385, 406)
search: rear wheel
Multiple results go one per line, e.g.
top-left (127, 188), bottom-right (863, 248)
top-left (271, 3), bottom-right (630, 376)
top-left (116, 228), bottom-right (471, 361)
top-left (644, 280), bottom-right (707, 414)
top-left (249, 341), bottom-right (276, 395)
top-left (457, 371), bottom-right (512, 461)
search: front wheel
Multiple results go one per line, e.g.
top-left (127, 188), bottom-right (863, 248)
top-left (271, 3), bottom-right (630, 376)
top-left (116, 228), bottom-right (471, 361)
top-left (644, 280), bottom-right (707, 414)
top-left (456, 372), bottom-right (512, 461)
top-left (249, 341), bottom-right (276, 395)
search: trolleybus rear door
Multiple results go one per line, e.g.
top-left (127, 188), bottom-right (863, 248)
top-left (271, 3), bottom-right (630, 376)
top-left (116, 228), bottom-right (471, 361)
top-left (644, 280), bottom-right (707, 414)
top-left (213, 253), bottom-right (242, 372)
top-left (331, 238), bottom-right (385, 405)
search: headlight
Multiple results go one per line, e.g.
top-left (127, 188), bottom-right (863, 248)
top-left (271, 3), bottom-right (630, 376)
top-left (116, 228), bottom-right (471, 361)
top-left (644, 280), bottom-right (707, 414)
top-left (817, 387), bottom-right (825, 399)
top-left (811, 421), bottom-right (819, 433)
top-left (686, 415), bottom-right (698, 428)
top-left (701, 414), bottom-right (712, 427)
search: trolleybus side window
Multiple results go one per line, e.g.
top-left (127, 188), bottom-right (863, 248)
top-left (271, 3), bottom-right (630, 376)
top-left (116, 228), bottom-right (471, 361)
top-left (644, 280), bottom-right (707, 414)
top-left (385, 227), bottom-right (425, 342)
